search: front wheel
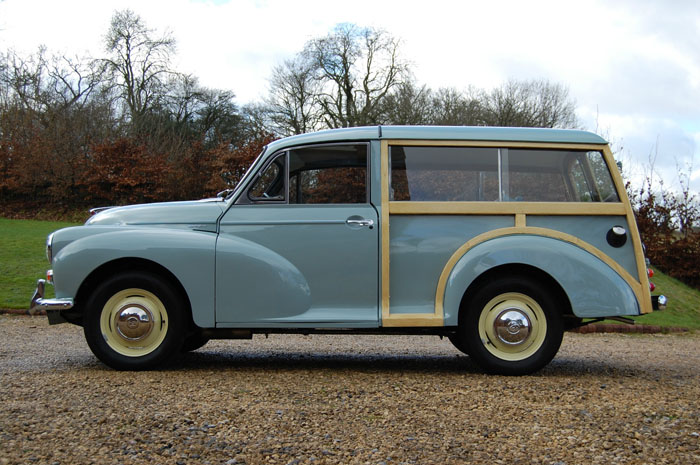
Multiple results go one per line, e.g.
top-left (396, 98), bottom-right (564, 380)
top-left (461, 276), bottom-right (563, 375)
top-left (83, 272), bottom-right (186, 370)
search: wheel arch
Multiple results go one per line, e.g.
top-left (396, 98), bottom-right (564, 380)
top-left (71, 257), bottom-right (194, 328)
top-left (441, 234), bottom-right (640, 325)
top-left (458, 263), bottom-right (573, 326)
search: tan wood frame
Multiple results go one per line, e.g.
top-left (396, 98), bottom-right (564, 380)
top-left (380, 139), bottom-right (652, 328)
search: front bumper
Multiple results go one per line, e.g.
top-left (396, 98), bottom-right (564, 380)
top-left (29, 279), bottom-right (74, 324)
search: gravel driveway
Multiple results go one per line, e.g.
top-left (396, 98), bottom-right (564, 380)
top-left (1, 315), bottom-right (698, 465)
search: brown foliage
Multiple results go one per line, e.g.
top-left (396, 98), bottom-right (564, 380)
top-left (661, 236), bottom-right (700, 288)
top-left (77, 139), bottom-right (174, 205)
top-left (206, 134), bottom-right (275, 194)
top-left (630, 180), bottom-right (700, 289)
top-left (294, 167), bottom-right (366, 204)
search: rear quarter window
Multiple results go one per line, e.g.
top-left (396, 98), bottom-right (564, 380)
top-left (390, 146), bottom-right (619, 202)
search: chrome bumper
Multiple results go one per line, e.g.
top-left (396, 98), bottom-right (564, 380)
top-left (29, 279), bottom-right (74, 324)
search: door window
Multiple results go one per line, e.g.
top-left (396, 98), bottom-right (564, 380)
top-left (289, 144), bottom-right (368, 204)
top-left (246, 144), bottom-right (368, 204)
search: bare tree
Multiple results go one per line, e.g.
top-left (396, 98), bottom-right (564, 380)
top-left (382, 80), bottom-right (432, 125)
top-left (264, 57), bottom-right (321, 136)
top-left (0, 49), bottom-right (50, 115)
top-left (0, 48), bottom-right (114, 202)
top-left (672, 160), bottom-right (700, 238)
top-left (429, 87), bottom-right (482, 126)
top-left (163, 74), bottom-right (240, 145)
top-left (102, 9), bottom-right (175, 127)
top-left (480, 79), bottom-right (578, 128)
top-left (303, 23), bottom-right (408, 128)
top-left (241, 103), bottom-right (276, 142)
top-left (0, 48), bottom-right (110, 137)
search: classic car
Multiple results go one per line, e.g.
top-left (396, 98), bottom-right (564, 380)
top-left (30, 126), bottom-right (666, 374)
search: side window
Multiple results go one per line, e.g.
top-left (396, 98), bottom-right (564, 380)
top-left (569, 157), bottom-right (594, 202)
top-left (502, 149), bottom-right (620, 202)
top-left (289, 144), bottom-right (368, 204)
top-left (504, 149), bottom-right (571, 201)
top-left (390, 146), bottom-right (621, 203)
top-left (248, 154), bottom-right (286, 201)
top-left (390, 146), bottom-right (499, 201)
top-left (586, 151), bottom-right (620, 202)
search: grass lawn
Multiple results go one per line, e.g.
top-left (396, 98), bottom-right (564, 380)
top-left (1, 218), bottom-right (699, 329)
top-left (0, 218), bottom-right (80, 309)
top-left (622, 268), bottom-right (700, 330)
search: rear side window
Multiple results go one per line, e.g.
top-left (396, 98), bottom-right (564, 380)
top-left (390, 146), bottom-right (619, 202)
top-left (391, 146), bottom-right (499, 201)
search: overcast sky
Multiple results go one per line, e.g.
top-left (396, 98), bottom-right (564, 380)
top-left (1, 0), bottom-right (698, 191)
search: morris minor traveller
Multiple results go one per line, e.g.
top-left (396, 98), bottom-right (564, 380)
top-left (30, 126), bottom-right (666, 374)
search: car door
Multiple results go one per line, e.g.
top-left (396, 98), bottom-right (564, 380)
top-left (215, 143), bottom-right (379, 327)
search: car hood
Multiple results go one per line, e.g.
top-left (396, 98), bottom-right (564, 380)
top-left (85, 198), bottom-right (226, 228)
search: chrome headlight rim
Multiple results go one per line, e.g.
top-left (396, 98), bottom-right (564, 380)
top-left (46, 233), bottom-right (54, 264)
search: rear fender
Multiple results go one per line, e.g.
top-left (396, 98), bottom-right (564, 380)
top-left (442, 234), bottom-right (640, 325)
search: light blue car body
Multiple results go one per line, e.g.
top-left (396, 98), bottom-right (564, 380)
top-left (44, 126), bottom-right (646, 330)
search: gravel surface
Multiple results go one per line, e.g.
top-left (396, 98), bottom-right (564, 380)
top-left (1, 315), bottom-right (698, 465)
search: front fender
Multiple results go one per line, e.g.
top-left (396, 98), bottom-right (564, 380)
top-left (214, 233), bottom-right (312, 323)
top-left (52, 227), bottom-right (217, 327)
top-left (442, 234), bottom-right (640, 324)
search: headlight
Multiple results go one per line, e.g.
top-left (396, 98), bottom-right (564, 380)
top-left (46, 233), bottom-right (54, 264)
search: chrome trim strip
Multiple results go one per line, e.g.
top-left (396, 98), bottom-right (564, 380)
top-left (121, 221), bottom-right (219, 226)
top-left (46, 233), bottom-right (54, 264)
top-left (220, 220), bottom-right (346, 226)
top-left (89, 206), bottom-right (115, 215)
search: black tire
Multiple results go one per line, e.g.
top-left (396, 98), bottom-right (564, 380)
top-left (83, 271), bottom-right (185, 370)
top-left (460, 276), bottom-right (563, 375)
top-left (181, 332), bottom-right (210, 352)
top-left (448, 333), bottom-right (471, 356)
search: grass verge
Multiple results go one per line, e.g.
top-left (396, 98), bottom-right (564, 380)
top-left (0, 218), bottom-right (80, 309)
top-left (619, 268), bottom-right (700, 330)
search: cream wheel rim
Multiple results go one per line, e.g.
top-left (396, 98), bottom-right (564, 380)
top-left (100, 288), bottom-right (168, 357)
top-left (478, 292), bottom-right (547, 362)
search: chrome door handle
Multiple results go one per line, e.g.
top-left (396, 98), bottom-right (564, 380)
top-left (346, 218), bottom-right (375, 228)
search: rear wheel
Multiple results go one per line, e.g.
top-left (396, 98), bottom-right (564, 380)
top-left (461, 276), bottom-right (563, 375)
top-left (84, 271), bottom-right (185, 370)
top-left (448, 333), bottom-right (470, 356)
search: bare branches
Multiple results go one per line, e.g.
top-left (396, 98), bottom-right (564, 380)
top-left (264, 58), bottom-right (322, 136)
top-left (0, 9), bottom-right (246, 208)
top-left (264, 23), bottom-right (408, 134)
top-left (305, 24), bottom-right (408, 128)
top-left (479, 79), bottom-right (579, 128)
top-left (102, 9), bottom-right (176, 126)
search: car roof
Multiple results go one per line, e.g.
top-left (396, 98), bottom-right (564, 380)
top-left (265, 125), bottom-right (607, 153)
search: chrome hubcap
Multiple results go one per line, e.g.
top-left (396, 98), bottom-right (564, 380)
top-left (115, 304), bottom-right (154, 341)
top-left (478, 292), bottom-right (547, 362)
top-left (493, 309), bottom-right (532, 345)
top-left (100, 288), bottom-right (169, 357)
